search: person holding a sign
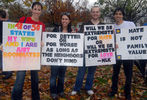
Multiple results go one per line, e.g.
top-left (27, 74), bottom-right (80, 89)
top-left (108, 8), bottom-right (135, 100)
top-left (0, 9), bottom-right (12, 79)
top-left (49, 12), bottom-right (73, 99)
top-left (71, 6), bottom-right (103, 96)
top-left (138, 22), bottom-right (147, 83)
top-left (11, 2), bottom-right (45, 100)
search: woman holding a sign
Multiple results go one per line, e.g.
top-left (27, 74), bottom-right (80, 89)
top-left (11, 2), bottom-right (45, 100)
top-left (49, 12), bottom-right (73, 99)
top-left (108, 8), bottom-right (135, 100)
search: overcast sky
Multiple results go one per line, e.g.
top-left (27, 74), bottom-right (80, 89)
top-left (88, 0), bottom-right (98, 8)
top-left (88, 0), bottom-right (97, 5)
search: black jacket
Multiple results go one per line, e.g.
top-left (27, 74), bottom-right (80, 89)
top-left (79, 20), bottom-right (104, 33)
top-left (52, 25), bottom-right (72, 33)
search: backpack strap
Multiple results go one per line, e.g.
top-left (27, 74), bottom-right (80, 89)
top-left (23, 17), bottom-right (27, 23)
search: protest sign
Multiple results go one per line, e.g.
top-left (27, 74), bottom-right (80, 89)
top-left (116, 26), bottom-right (147, 60)
top-left (84, 24), bottom-right (116, 66)
top-left (41, 32), bottom-right (84, 66)
top-left (3, 22), bottom-right (42, 71)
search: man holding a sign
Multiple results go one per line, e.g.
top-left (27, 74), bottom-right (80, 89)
top-left (71, 6), bottom-right (102, 96)
top-left (138, 22), bottom-right (147, 83)
top-left (108, 8), bottom-right (135, 100)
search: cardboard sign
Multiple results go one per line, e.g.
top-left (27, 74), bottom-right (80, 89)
top-left (84, 25), bottom-right (116, 66)
top-left (116, 26), bottom-right (147, 60)
top-left (41, 32), bottom-right (84, 66)
top-left (3, 22), bottom-right (42, 71)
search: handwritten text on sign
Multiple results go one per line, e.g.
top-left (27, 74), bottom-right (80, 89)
top-left (41, 32), bottom-right (84, 66)
top-left (84, 25), bottom-right (116, 66)
top-left (116, 26), bottom-right (147, 60)
top-left (3, 22), bottom-right (42, 71)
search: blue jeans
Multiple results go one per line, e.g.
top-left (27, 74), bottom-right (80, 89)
top-left (73, 66), bottom-right (96, 91)
top-left (11, 71), bottom-right (40, 100)
top-left (50, 66), bottom-right (67, 95)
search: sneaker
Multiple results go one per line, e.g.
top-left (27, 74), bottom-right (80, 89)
top-left (71, 91), bottom-right (77, 95)
top-left (87, 90), bottom-right (94, 95)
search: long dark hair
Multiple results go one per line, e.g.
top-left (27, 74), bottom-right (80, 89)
top-left (0, 9), bottom-right (6, 18)
top-left (60, 12), bottom-right (72, 33)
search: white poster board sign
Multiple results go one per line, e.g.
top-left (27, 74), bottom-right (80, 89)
top-left (116, 26), bottom-right (147, 60)
top-left (84, 24), bottom-right (116, 66)
top-left (41, 32), bottom-right (84, 66)
top-left (3, 22), bottom-right (42, 71)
